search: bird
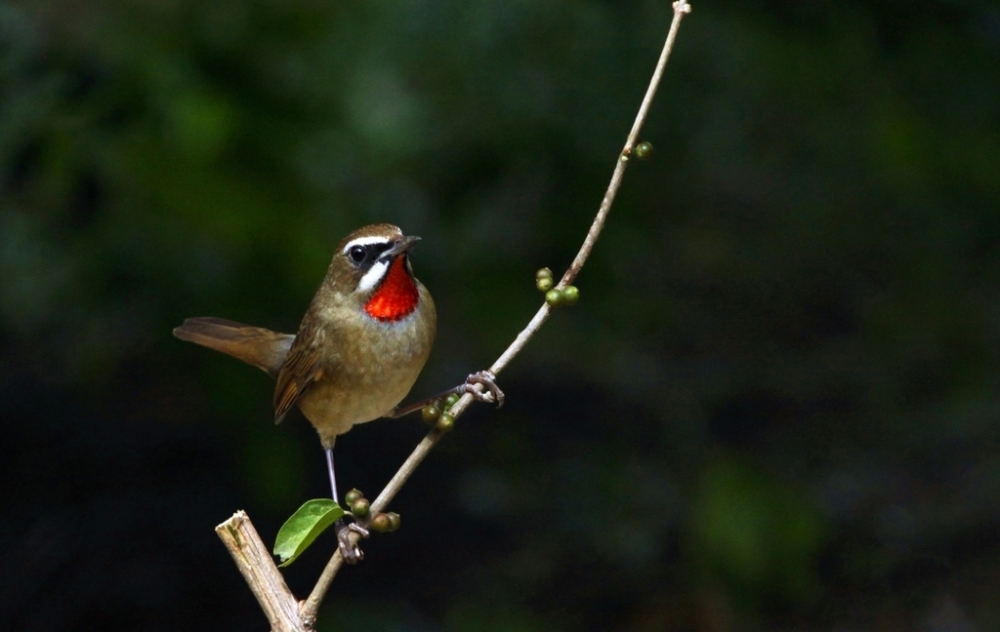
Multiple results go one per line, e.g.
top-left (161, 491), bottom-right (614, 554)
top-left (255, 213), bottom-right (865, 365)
top-left (173, 223), bottom-right (501, 563)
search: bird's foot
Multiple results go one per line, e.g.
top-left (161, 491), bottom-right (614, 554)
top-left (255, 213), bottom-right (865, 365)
top-left (336, 518), bottom-right (369, 565)
top-left (385, 371), bottom-right (505, 420)
top-left (462, 370), bottom-right (505, 407)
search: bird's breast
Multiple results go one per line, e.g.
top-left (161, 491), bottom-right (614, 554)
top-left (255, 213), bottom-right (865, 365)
top-left (297, 286), bottom-right (436, 446)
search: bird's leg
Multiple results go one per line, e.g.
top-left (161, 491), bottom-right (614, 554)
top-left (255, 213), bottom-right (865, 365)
top-left (326, 448), bottom-right (339, 503)
top-left (326, 448), bottom-right (368, 564)
top-left (387, 370), bottom-right (505, 419)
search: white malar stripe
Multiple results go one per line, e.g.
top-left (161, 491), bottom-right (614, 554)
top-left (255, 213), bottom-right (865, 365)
top-left (342, 236), bottom-right (391, 254)
top-left (357, 260), bottom-right (389, 292)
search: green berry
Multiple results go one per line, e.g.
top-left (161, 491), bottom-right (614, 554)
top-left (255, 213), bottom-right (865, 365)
top-left (422, 404), bottom-right (441, 424)
top-left (349, 498), bottom-right (370, 517)
top-left (562, 285), bottom-right (580, 305)
top-left (444, 393), bottom-right (460, 408)
top-left (635, 141), bottom-right (654, 160)
top-left (535, 267), bottom-right (553, 281)
top-left (344, 489), bottom-right (363, 505)
top-left (370, 513), bottom-right (392, 533)
top-left (536, 276), bottom-right (554, 292)
top-left (386, 512), bottom-right (401, 532)
top-left (545, 288), bottom-right (564, 307)
top-left (436, 412), bottom-right (455, 432)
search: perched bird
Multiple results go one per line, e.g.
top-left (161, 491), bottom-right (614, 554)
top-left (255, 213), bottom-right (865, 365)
top-left (174, 223), bottom-right (500, 562)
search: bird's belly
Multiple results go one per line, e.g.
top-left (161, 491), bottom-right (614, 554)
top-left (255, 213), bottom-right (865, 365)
top-left (296, 311), bottom-right (433, 447)
top-left (297, 364), bottom-right (419, 442)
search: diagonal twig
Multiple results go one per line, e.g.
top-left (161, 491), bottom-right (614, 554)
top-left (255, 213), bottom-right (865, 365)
top-left (216, 3), bottom-right (693, 629)
top-left (298, 1), bottom-right (692, 623)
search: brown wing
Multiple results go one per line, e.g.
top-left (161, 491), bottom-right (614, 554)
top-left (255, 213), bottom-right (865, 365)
top-left (173, 317), bottom-right (294, 378)
top-left (273, 313), bottom-right (340, 424)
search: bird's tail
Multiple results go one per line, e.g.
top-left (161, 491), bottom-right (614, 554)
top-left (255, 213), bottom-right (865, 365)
top-left (173, 317), bottom-right (294, 379)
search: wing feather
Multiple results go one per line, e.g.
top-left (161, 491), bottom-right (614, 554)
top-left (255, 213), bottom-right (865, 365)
top-left (273, 311), bottom-right (340, 424)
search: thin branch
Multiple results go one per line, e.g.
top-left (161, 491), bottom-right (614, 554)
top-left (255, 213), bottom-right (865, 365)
top-left (299, 1), bottom-right (692, 621)
top-left (561, 0), bottom-right (691, 288)
top-left (494, 0), bottom-right (691, 374)
top-left (219, 3), bottom-right (691, 628)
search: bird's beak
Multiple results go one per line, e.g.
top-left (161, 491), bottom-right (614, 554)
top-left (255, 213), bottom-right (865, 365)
top-left (379, 235), bottom-right (421, 261)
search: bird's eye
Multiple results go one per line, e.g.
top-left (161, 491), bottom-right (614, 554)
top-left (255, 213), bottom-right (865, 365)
top-left (348, 246), bottom-right (367, 264)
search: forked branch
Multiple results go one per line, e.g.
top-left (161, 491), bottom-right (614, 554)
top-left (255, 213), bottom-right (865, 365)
top-left (217, 3), bottom-right (692, 629)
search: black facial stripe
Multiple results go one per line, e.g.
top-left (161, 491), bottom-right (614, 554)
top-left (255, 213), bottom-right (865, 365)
top-left (347, 241), bottom-right (394, 267)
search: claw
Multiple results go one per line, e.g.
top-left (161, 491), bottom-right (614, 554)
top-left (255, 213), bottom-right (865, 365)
top-left (463, 370), bottom-right (505, 408)
top-left (336, 518), bottom-right (368, 565)
top-left (347, 523), bottom-right (370, 538)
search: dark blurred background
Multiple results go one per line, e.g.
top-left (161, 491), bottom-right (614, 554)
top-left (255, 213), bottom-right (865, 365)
top-left (2, 0), bottom-right (999, 630)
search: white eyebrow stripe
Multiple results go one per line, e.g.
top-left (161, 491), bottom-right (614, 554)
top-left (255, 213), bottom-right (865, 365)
top-left (342, 236), bottom-right (392, 253)
top-left (357, 260), bottom-right (390, 292)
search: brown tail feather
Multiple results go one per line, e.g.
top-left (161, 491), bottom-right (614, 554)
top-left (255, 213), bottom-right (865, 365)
top-left (173, 317), bottom-right (294, 379)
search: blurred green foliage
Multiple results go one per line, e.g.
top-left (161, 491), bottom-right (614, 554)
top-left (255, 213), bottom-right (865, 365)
top-left (2, 0), bottom-right (1000, 630)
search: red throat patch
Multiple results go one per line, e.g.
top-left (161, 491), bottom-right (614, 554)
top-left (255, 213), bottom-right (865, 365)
top-left (364, 256), bottom-right (420, 321)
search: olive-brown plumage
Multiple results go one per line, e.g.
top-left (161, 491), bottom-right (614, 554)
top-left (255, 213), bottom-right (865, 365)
top-left (272, 226), bottom-right (435, 445)
top-left (173, 224), bottom-right (436, 562)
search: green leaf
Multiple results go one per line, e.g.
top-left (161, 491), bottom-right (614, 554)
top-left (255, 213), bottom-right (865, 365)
top-left (274, 499), bottom-right (345, 567)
